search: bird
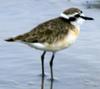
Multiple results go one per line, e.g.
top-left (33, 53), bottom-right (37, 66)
top-left (5, 7), bottom-right (94, 80)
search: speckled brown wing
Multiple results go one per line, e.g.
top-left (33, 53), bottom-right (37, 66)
top-left (14, 17), bottom-right (74, 44)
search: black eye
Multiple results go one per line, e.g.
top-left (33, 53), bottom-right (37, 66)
top-left (80, 11), bottom-right (83, 13)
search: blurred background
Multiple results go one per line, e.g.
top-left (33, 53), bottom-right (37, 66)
top-left (0, 0), bottom-right (100, 89)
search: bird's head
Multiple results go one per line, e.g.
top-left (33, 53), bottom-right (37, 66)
top-left (61, 8), bottom-right (94, 26)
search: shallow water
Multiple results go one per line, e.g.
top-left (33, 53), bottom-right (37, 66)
top-left (0, 0), bottom-right (100, 89)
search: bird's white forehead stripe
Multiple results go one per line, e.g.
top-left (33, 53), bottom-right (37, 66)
top-left (60, 12), bottom-right (79, 19)
top-left (60, 13), bottom-right (69, 19)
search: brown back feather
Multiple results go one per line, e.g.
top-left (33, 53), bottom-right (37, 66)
top-left (13, 17), bottom-right (75, 44)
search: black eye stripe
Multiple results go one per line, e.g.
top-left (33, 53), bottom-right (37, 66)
top-left (74, 14), bottom-right (80, 17)
top-left (69, 17), bottom-right (76, 21)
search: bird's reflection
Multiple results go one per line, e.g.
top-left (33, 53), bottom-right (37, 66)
top-left (41, 77), bottom-right (54, 89)
top-left (41, 77), bottom-right (44, 89)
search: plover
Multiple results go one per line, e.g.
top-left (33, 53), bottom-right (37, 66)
top-left (5, 7), bottom-right (94, 80)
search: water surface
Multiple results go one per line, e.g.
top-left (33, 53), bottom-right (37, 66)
top-left (0, 0), bottom-right (100, 89)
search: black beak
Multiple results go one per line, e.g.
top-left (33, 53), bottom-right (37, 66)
top-left (80, 16), bottom-right (94, 20)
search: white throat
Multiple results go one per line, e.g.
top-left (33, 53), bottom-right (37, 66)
top-left (71, 18), bottom-right (85, 28)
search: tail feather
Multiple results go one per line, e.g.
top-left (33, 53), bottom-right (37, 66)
top-left (5, 33), bottom-right (28, 42)
top-left (5, 38), bottom-right (15, 42)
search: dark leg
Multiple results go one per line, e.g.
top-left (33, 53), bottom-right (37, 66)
top-left (41, 51), bottom-right (46, 77)
top-left (49, 52), bottom-right (55, 80)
